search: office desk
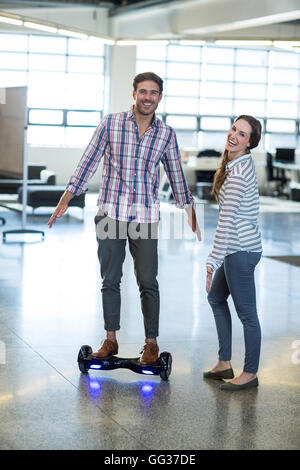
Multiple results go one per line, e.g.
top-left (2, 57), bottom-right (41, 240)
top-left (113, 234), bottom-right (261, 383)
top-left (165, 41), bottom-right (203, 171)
top-left (159, 156), bottom-right (219, 197)
top-left (272, 161), bottom-right (300, 201)
top-left (195, 157), bottom-right (219, 171)
top-left (273, 162), bottom-right (300, 171)
top-left (183, 158), bottom-right (219, 190)
top-left (273, 161), bottom-right (300, 183)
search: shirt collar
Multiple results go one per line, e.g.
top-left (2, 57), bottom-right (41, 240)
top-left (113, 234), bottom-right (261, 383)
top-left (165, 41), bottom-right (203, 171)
top-left (226, 153), bottom-right (251, 172)
top-left (127, 105), bottom-right (158, 128)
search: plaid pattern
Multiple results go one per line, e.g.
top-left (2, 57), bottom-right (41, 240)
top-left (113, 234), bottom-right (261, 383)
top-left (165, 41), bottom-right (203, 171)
top-left (66, 106), bottom-right (194, 222)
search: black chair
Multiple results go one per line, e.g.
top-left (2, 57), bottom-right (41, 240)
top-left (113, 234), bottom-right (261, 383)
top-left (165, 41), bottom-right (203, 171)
top-left (196, 149), bottom-right (220, 182)
top-left (266, 152), bottom-right (288, 197)
top-left (0, 166), bottom-right (56, 195)
top-left (197, 149), bottom-right (221, 158)
top-left (18, 185), bottom-right (85, 211)
top-left (195, 150), bottom-right (221, 200)
top-left (28, 164), bottom-right (47, 179)
top-left (195, 169), bottom-right (216, 184)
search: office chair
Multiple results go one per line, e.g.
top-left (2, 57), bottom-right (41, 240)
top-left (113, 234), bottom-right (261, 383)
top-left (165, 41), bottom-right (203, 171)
top-left (194, 150), bottom-right (221, 200)
top-left (266, 152), bottom-right (288, 198)
top-left (197, 149), bottom-right (221, 158)
top-left (195, 150), bottom-right (220, 184)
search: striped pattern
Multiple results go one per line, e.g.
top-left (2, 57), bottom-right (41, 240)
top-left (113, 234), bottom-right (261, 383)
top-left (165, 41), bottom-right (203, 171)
top-left (66, 106), bottom-right (193, 222)
top-left (207, 154), bottom-right (262, 272)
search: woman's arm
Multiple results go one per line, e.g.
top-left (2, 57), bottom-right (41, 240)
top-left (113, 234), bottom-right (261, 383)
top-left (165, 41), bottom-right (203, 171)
top-left (206, 172), bottom-right (247, 272)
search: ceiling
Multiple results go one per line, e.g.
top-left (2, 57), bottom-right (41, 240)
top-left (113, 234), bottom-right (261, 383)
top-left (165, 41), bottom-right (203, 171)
top-left (0, 0), bottom-right (171, 9)
top-left (0, 0), bottom-right (300, 41)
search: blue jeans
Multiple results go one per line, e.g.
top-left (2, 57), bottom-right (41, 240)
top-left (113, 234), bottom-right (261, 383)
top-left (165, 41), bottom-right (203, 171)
top-left (207, 251), bottom-right (262, 374)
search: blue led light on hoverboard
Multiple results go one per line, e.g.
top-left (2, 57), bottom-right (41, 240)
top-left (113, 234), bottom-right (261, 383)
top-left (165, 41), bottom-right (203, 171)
top-left (89, 380), bottom-right (101, 390)
top-left (142, 370), bottom-right (154, 375)
top-left (141, 384), bottom-right (154, 393)
top-left (90, 364), bottom-right (102, 370)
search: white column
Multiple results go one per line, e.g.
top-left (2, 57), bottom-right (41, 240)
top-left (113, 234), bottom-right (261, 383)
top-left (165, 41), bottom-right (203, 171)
top-left (108, 45), bottom-right (137, 114)
top-left (0, 88), bottom-right (5, 104)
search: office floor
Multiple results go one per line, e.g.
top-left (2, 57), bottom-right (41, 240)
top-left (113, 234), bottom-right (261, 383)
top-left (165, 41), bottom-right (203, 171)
top-left (0, 195), bottom-right (299, 450)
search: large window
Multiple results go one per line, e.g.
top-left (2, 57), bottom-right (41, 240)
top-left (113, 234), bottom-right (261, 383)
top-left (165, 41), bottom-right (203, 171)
top-left (0, 33), bottom-right (106, 146)
top-left (137, 44), bottom-right (300, 150)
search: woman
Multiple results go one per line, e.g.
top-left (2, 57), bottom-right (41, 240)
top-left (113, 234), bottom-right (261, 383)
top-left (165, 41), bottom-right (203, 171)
top-left (204, 115), bottom-right (262, 391)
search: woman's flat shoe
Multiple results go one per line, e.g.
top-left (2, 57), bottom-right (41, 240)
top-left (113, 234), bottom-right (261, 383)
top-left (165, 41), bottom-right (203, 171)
top-left (219, 377), bottom-right (259, 391)
top-left (203, 368), bottom-right (234, 380)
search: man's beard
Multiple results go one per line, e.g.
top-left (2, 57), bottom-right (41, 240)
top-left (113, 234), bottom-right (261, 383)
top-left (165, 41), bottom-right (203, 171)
top-left (136, 101), bottom-right (157, 116)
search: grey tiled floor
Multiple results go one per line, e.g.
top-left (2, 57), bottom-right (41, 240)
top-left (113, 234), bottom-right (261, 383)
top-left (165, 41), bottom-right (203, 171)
top-left (0, 196), bottom-right (299, 450)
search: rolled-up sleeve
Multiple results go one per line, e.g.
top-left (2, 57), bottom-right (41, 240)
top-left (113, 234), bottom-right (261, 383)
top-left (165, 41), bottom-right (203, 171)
top-left (161, 131), bottom-right (194, 208)
top-left (66, 116), bottom-right (108, 196)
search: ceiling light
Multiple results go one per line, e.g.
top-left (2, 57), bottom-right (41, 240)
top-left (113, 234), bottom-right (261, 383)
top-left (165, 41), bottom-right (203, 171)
top-left (0, 15), bottom-right (23, 26)
top-left (89, 35), bottom-right (115, 46)
top-left (273, 41), bottom-right (295, 51)
top-left (273, 41), bottom-right (300, 49)
top-left (116, 39), bottom-right (169, 46)
top-left (101, 38), bottom-right (115, 46)
top-left (215, 40), bottom-right (272, 46)
top-left (58, 29), bottom-right (88, 40)
top-left (179, 40), bottom-right (206, 46)
top-left (24, 21), bottom-right (57, 33)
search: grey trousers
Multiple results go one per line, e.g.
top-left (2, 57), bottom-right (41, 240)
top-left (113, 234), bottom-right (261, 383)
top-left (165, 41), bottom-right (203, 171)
top-left (95, 211), bottom-right (159, 338)
top-left (207, 251), bottom-right (262, 374)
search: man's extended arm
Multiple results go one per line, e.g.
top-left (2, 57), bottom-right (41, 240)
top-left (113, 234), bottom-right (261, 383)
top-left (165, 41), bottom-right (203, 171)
top-left (161, 131), bottom-right (194, 209)
top-left (66, 116), bottom-right (108, 196)
top-left (48, 116), bottom-right (108, 228)
top-left (161, 130), bottom-right (201, 240)
top-left (48, 190), bottom-right (74, 228)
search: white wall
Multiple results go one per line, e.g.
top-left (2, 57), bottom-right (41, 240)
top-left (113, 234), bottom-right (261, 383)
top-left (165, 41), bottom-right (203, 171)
top-left (28, 145), bottom-right (103, 192)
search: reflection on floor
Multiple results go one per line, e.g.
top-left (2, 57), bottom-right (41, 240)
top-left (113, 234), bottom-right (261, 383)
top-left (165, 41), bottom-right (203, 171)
top-left (0, 195), bottom-right (299, 450)
top-left (266, 256), bottom-right (300, 267)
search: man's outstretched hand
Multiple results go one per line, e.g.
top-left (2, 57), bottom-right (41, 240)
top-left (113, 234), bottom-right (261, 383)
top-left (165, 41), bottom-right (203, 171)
top-left (48, 190), bottom-right (74, 228)
top-left (186, 205), bottom-right (201, 241)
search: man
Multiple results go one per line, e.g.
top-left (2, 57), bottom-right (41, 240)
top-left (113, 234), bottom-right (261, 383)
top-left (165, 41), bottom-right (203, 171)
top-left (48, 72), bottom-right (198, 365)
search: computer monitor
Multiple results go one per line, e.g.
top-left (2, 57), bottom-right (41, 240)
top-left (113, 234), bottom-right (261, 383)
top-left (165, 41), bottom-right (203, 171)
top-left (275, 148), bottom-right (295, 163)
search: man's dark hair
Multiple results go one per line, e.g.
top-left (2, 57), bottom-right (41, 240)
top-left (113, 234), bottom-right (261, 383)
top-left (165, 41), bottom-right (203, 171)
top-left (133, 72), bottom-right (163, 94)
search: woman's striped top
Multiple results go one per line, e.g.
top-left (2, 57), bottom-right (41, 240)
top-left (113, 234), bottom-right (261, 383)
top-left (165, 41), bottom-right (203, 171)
top-left (207, 153), bottom-right (262, 272)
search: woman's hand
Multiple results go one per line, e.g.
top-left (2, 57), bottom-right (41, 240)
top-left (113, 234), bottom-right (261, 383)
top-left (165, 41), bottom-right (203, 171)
top-left (206, 266), bottom-right (213, 293)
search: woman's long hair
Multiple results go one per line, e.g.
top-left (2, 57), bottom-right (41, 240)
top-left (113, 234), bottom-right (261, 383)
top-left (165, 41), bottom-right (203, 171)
top-left (212, 115), bottom-right (262, 201)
